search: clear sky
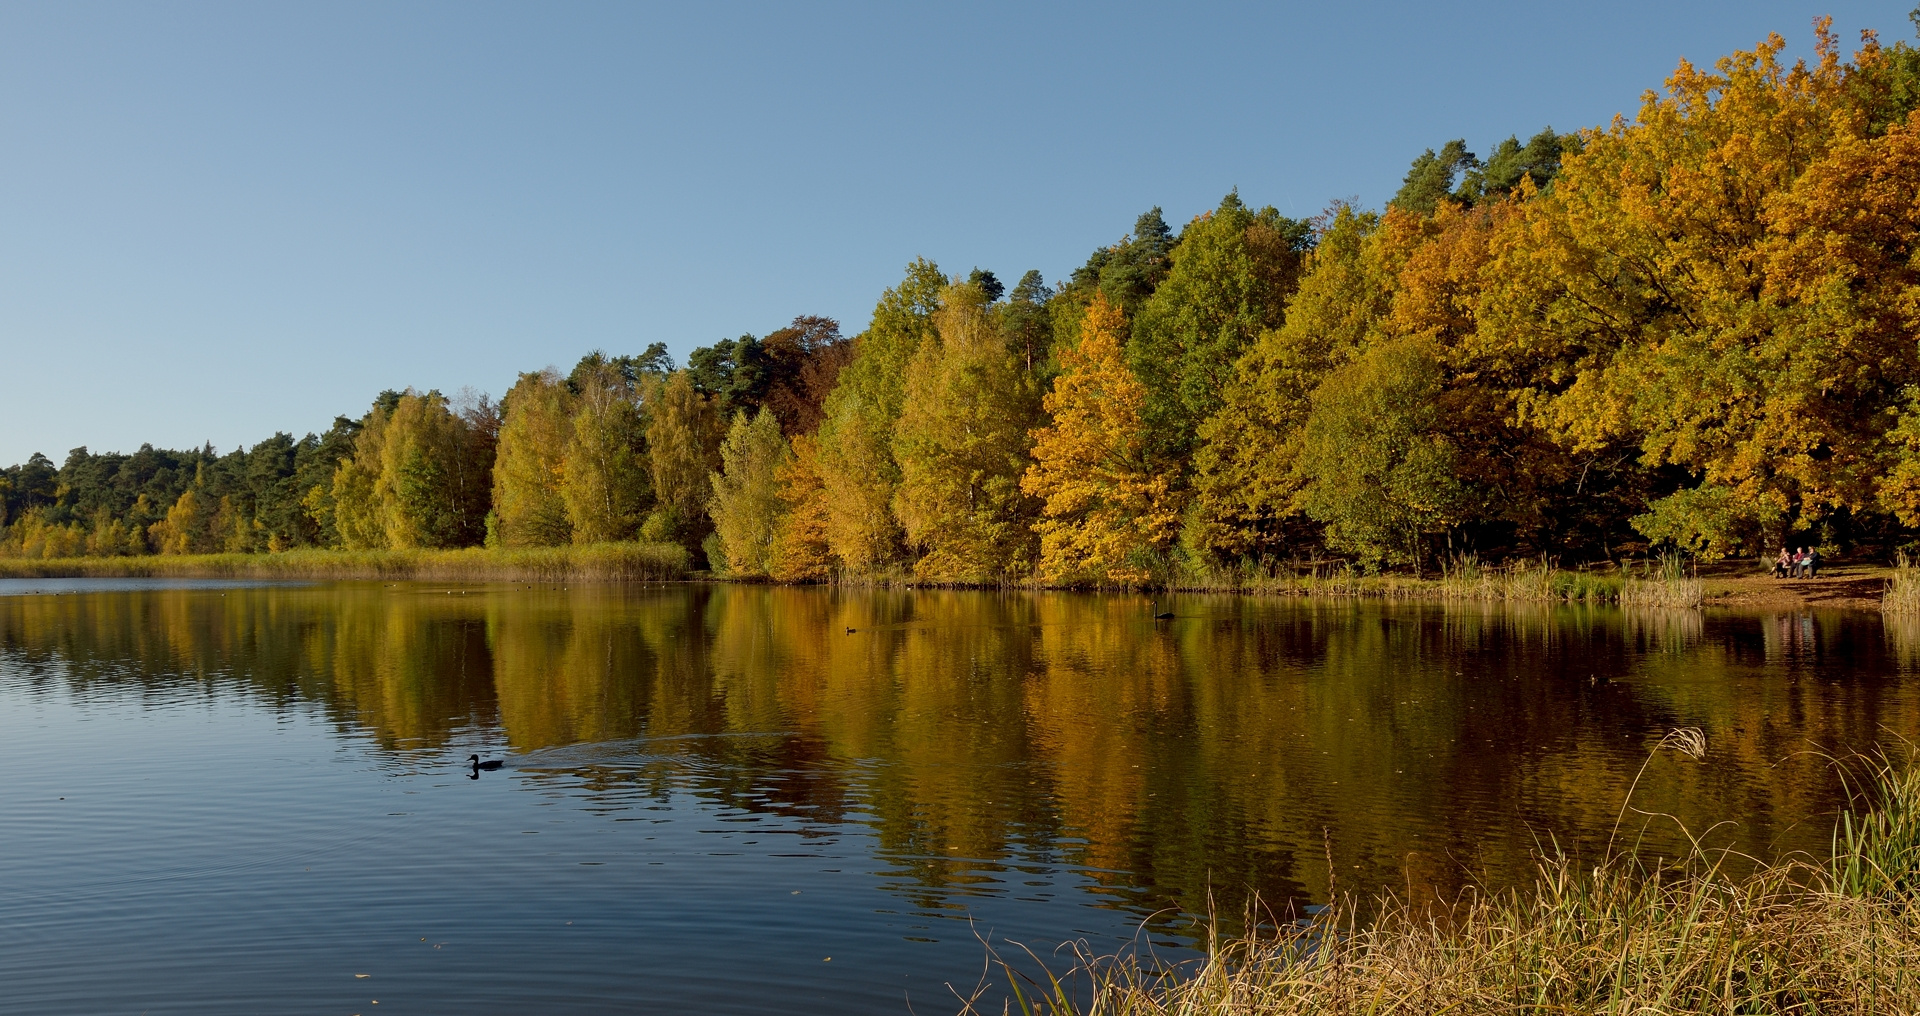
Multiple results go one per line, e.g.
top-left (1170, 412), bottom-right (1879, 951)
top-left (0, 1), bottom-right (1911, 467)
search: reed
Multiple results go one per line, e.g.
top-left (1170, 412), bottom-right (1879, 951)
top-left (1153, 554), bottom-right (1656, 607)
top-left (1882, 552), bottom-right (1920, 615)
top-left (967, 745), bottom-right (1920, 1016)
top-left (0, 542), bottom-right (689, 582)
top-left (1619, 553), bottom-right (1705, 610)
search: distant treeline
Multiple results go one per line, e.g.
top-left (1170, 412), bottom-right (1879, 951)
top-left (7, 23), bottom-right (1920, 583)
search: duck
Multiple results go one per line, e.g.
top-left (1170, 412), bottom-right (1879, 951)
top-left (846, 627), bottom-right (857, 634)
top-left (1149, 600), bottom-right (1174, 620)
top-left (467, 754), bottom-right (504, 771)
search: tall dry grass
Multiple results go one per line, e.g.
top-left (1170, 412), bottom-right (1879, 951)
top-left (1882, 553), bottom-right (1920, 615)
top-left (966, 740), bottom-right (1920, 1016)
top-left (1619, 553), bottom-right (1705, 610)
top-left (0, 542), bottom-right (688, 582)
top-left (1169, 555), bottom-right (1645, 607)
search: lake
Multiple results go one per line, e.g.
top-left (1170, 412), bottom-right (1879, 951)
top-left (2, 580), bottom-right (1914, 1014)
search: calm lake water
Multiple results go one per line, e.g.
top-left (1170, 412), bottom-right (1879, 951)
top-left (2, 580), bottom-right (1916, 1014)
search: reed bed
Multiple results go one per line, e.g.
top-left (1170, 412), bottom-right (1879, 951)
top-left (967, 745), bottom-right (1920, 1016)
top-left (0, 542), bottom-right (689, 582)
top-left (1171, 556), bottom-right (1655, 607)
top-left (1618, 554), bottom-right (1706, 610)
top-left (1882, 553), bottom-right (1920, 615)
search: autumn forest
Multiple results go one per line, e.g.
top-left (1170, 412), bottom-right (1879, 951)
top-left (8, 23), bottom-right (1920, 584)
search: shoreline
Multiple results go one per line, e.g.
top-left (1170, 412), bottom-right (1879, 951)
top-left (0, 543), bottom-right (687, 583)
top-left (0, 549), bottom-right (1896, 612)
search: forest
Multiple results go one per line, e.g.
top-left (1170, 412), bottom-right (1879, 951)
top-left (7, 21), bottom-right (1920, 585)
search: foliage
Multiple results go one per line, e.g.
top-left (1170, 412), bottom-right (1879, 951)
top-left (768, 433), bottom-right (834, 582)
top-left (892, 281), bottom-right (1042, 582)
top-left (1127, 193), bottom-right (1311, 461)
top-left (563, 357), bottom-right (650, 544)
top-left (1022, 296), bottom-right (1180, 585)
top-left (708, 409), bottom-right (791, 577)
top-left (642, 371), bottom-right (725, 560)
top-left (490, 371), bottom-right (576, 547)
top-left (15, 19), bottom-right (1920, 581)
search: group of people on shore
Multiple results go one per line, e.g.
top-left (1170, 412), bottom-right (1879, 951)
top-left (1770, 546), bottom-right (1821, 578)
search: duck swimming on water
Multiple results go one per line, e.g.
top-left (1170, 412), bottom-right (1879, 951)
top-left (467, 754), bottom-right (504, 771)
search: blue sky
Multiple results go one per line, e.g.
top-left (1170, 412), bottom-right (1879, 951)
top-left (0, 1), bottom-right (1910, 466)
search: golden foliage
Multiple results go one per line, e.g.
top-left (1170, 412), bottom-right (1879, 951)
top-left (1022, 295), bottom-right (1180, 585)
top-left (490, 371), bottom-right (575, 547)
top-left (709, 408), bottom-right (791, 577)
top-left (768, 433), bottom-right (834, 582)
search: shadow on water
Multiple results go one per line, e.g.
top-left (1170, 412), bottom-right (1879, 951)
top-left (2, 582), bottom-right (1917, 942)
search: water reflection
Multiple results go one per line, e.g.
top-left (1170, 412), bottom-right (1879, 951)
top-left (2, 582), bottom-right (1914, 938)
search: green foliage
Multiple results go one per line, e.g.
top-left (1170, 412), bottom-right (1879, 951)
top-left (708, 409), bottom-right (791, 577)
top-left (643, 371), bottom-right (725, 561)
top-left (891, 282), bottom-right (1042, 582)
top-left (1127, 193), bottom-right (1311, 462)
top-left (1392, 139), bottom-right (1478, 214)
top-left (1296, 339), bottom-right (1467, 569)
top-left (1464, 128), bottom-right (1568, 199)
top-left (563, 361), bottom-right (651, 544)
top-left (1630, 484), bottom-right (1776, 561)
top-left (1191, 206), bottom-right (1382, 557)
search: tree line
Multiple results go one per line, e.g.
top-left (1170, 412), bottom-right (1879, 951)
top-left (6, 22), bottom-right (1920, 582)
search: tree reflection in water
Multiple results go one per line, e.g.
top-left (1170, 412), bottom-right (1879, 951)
top-left (3, 581), bottom-right (1914, 940)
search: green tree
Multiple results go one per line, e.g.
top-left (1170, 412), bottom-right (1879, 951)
top-left (643, 371), bottom-right (725, 558)
top-left (1128, 193), bottom-right (1311, 461)
top-left (813, 259), bottom-right (945, 573)
top-left (563, 359), bottom-right (650, 544)
top-left (491, 371), bottom-right (576, 547)
top-left (376, 390), bottom-right (490, 549)
top-left (1190, 206), bottom-right (1385, 557)
top-left (892, 281), bottom-right (1042, 581)
top-left (1295, 339), bottom-right (1468, 570)
top-left (708, 408), bottom-right (791, 576)
top-left (1392, 139), bottom-right (1478, 214)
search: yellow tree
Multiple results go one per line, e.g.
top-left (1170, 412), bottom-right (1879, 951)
top-left (491, 371), bottom-right (575, 547)
top-left (813, 259), bottom-right (945, 574)
top-left (563, 360), bottom-right (649, 544)
top-left (330, 406), bottom-right (390, 550)
top-left (769, 433), bottom-right (834, 582)
top-left (151, 489), bottom-right (216, 555)
top-left (1021, 295), bottom-right (1179, 584)
top-left (376, 391), bottom-right (490, 549)
top-left (814, 394), bottom-right (900, 573)
top-left (892, 282), bottom-right (1042, 582)
top-left (643, 371), bottom-right (725, 555)
top-left (1476, 23), bottom-right (1920, 555)
top-left (708, 408), bottom-right (791, 576)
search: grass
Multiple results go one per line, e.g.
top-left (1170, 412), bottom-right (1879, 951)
top-left (0, 542), bottom-right (689, 582)
top-left (966, 743), bottom-right (1920, 1016)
